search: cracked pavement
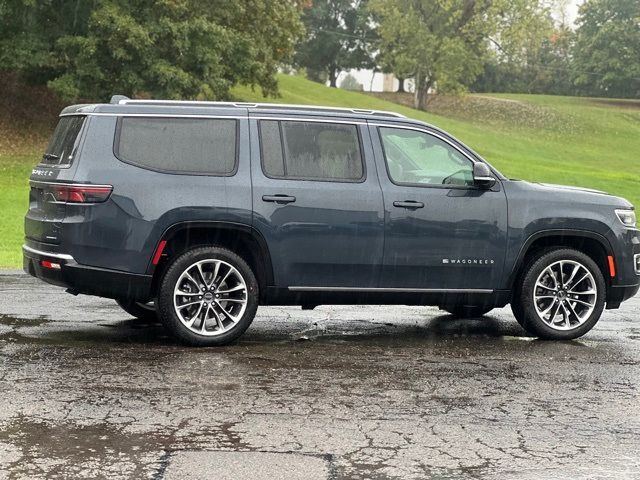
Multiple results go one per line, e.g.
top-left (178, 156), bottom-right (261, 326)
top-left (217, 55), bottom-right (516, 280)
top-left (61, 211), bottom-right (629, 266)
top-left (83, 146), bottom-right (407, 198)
top-left (0, 270), bottom-right (639, 479)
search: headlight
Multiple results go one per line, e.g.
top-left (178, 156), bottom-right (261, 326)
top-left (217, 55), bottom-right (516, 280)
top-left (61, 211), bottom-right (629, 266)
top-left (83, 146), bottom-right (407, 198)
top-left (615, 209), bottom-right (636, 228)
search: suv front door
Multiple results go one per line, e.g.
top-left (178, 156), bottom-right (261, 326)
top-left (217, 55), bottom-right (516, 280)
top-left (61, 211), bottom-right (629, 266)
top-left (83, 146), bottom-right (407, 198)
top-left (369, 123), bottom-right (508, 290)
top-left (250, 116), bottom-right (384, 288)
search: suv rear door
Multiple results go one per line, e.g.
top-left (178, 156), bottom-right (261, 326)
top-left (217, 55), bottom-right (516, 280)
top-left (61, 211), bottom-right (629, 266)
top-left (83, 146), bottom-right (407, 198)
top-left (369, 122), bottom-right (508, 290)
top-left (249, 114), bottom-right (384, 288)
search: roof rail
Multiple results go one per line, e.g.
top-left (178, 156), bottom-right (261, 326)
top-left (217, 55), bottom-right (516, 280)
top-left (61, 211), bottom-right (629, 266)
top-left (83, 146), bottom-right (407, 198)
top-left (115, 99), bottom-right (406, 118)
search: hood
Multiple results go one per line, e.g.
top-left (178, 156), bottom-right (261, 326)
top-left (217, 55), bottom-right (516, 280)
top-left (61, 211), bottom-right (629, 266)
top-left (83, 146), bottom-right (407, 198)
top-left (510, 180), bottom-right (633, 209)
top-left (537, 183), bottom-right (609, 196)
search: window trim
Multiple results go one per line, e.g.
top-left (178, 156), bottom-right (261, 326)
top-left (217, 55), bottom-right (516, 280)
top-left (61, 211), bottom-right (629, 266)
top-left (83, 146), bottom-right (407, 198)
top-left (258, 119), bottom-right (367, 184)
top-left (376, 125), bottom-right (481, 190)
top-left (113, 116), bottom-right (240, 177)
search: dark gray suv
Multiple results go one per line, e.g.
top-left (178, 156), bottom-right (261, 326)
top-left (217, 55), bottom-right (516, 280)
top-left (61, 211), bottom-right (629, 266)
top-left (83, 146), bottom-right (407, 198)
top-left (24, 97), bottom-right (640, 345)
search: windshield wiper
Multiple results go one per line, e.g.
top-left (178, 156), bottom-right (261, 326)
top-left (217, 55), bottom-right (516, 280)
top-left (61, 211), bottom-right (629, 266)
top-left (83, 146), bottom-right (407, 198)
top-left (42, 153), bottom-right (60, 162)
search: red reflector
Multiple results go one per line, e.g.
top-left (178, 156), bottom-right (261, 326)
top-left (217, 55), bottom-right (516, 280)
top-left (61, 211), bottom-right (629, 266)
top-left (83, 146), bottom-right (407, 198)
top-left (41, 260), bottom-right (61, 270)
top-left (152, 240), bottom-right (167, 265)
top-left (607, 255), bottom-right (616, 277)
top-left (52, 185), bottom-right (113, 203)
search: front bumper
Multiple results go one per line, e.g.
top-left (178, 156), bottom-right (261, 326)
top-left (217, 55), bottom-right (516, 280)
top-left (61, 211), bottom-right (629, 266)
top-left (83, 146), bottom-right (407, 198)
top-left (23, 245), bottom-right (152, 301)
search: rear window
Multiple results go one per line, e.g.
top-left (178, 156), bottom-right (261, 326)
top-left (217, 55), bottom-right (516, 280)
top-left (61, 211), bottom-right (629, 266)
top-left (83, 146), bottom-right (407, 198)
top-left (115, 117), bottom-right (238, 175)
top-left (41, 116), bottom-right (86, 166)
top-left (259, 120), bottom-right (364, 182)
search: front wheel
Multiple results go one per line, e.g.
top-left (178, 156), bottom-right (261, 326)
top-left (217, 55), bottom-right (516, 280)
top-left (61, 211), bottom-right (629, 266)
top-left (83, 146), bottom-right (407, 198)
top-left (511, 248), bottom-right (606, 340)
top-left (157, 246), bottom-right (259, 346)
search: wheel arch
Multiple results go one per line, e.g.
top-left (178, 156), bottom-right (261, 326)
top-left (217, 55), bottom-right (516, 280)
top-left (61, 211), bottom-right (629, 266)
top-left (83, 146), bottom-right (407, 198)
top-left (147, 221), bottom-right (274, 302)
top-left (508, 230), bottom-right (614, 296)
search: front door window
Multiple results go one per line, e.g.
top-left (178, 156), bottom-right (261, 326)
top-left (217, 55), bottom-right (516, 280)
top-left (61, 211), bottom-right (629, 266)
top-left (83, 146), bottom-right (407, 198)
top-left (379, 127), bottom-right (474, 187)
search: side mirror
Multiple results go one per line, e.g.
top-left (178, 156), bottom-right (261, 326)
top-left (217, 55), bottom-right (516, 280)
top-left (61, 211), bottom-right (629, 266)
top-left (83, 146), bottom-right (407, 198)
top-left (473, 163), bottom-right (496, 189)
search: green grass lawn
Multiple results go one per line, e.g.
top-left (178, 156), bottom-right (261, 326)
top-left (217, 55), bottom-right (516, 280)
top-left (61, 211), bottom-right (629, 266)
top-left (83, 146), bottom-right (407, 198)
top-left (0, 154), bottom-right (33, 267)
top-left (1, 74), bottom-right (638, 267)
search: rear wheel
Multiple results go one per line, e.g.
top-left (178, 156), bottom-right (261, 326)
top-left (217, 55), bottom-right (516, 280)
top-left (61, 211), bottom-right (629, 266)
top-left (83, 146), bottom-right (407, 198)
top-left (157, 246), bottom-right (258, 346)
top-left (511, 248), bottom-right (605, 340)
top-left (441, 305), bottom-right (493, 318)
top-left (115, 298), bottom-right (158, 323)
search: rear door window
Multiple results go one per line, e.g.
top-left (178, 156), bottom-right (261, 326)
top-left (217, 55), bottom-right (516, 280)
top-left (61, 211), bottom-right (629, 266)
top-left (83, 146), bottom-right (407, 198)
top-left (259, 120), bottom-right (364, 182)
top-left (115, 117), bottom-right (238, 175)
top-left (41, 116), bottom-right (86, 167)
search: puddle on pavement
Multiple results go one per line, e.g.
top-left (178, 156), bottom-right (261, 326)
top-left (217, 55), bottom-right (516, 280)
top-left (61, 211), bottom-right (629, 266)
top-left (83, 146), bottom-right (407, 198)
top-left (0, 315), bottom-right (50, 327)
top-left (0, 309), bottom-right (621, 365)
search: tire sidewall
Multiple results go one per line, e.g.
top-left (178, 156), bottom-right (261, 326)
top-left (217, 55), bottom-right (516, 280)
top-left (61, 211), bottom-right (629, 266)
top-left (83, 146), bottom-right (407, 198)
top-left (157, 246), bottom-right (259, 346)
top-left (519, 248), bottom-right (606, 340)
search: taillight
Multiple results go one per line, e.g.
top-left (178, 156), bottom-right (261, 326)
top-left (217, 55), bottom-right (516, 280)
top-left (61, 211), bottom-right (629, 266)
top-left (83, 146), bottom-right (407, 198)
top-left (51, 185), bottom-right (113, 204)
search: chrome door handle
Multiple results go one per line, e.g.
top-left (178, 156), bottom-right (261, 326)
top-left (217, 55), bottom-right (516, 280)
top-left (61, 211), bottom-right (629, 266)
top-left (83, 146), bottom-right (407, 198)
top-left (393, 200), bottom-right (424, 209)
top-left (262, 194), bottom-right (296, 204)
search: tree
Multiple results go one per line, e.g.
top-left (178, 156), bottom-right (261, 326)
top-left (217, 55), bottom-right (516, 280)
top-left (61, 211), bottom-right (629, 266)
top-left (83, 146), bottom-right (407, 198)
top-left (370, 0), bottom-right (553, 109)
top-left (0, 0), bottom-right (304, 101)
top-left (376, 39), bottom-right (416, 93)
top-left (473, 24), bottom-right (575, 95)
top-left (295, 0), bottom-right (376, 87)
top-left (472, 1), bottom-right (574, 95)
top-left (572, 0), bottom-right (640, 98)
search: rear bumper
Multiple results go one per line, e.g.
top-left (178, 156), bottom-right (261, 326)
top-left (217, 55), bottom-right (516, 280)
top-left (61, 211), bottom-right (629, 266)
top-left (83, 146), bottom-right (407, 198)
top-left (23, 245), bottom-right (152, 301)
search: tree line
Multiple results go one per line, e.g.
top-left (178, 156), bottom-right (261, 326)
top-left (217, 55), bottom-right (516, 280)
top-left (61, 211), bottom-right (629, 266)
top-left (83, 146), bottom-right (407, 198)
top-left (0, 0), bottom-right (638, 108)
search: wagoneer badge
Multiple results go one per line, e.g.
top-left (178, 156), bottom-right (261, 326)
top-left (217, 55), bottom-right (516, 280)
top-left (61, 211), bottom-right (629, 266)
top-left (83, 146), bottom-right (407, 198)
top-left (443, 258), bottom-right (495, 265)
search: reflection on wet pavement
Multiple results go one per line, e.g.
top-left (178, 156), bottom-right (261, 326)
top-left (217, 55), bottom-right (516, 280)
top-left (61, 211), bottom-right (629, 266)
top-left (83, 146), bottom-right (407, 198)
top-left (0, 271), bottom-right (639, 479)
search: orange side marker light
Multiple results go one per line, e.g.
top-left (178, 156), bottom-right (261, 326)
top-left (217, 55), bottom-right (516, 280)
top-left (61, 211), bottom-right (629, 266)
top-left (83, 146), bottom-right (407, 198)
top-left (607, 255), bottom-right (616, 278)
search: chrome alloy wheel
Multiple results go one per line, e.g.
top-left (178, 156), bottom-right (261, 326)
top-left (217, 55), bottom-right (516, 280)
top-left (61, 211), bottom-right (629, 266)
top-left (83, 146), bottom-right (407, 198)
top-left (173, 259), bottom-right (248, 336)
top-left (533, 260), bottom-right (597, 331)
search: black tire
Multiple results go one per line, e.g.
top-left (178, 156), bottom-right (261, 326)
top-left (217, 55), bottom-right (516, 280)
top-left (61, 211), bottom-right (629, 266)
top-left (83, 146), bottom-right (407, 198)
top-left (115, 298), bottom-right (159, 323)
top-left (510, 299), bottom-right (526, 329)
top-left (511, 248), bottom-right (606, 340)
top-left (157, 246), bottom-right (258, 346)
top-left (441, 305), bottom-right (493, 318)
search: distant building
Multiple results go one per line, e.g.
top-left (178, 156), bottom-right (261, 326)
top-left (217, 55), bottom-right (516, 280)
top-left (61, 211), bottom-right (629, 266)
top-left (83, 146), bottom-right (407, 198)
top-left (335, 69), bottom-right (415, 93)
top-left (382, 73), bottom-right (395, 92)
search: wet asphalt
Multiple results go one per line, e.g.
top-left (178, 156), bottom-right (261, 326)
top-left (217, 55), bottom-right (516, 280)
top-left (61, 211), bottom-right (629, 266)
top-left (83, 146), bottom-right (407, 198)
top-left (0, 270), bottom-right (638, 479)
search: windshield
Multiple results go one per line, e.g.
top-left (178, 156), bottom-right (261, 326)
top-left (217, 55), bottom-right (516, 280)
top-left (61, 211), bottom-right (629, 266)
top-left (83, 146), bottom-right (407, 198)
top-left (41, 116), bottom-right (85, 166)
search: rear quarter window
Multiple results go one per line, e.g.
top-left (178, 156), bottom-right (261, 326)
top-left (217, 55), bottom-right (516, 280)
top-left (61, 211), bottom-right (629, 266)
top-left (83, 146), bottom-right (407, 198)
top-left (40, 116), bottom-right (86, 167)
top-left (115, 117), bottom-right (238, 175)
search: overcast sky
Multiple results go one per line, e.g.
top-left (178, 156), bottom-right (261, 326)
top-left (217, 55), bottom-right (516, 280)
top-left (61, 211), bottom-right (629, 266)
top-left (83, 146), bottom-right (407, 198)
top-left (563, 0), bottom-right (583, 26)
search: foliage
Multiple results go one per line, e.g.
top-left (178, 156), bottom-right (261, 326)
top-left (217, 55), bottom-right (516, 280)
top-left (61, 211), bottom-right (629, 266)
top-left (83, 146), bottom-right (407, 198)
top-left (572, 0), bottom-right (640, 98)
top-left (473, 24), bottom-right (575, 96)
top-left (295, 0), bottom-right (376, 87)
top-left (370, 0), bottom-right (553, 109)
top-left (0, 0), bottom-right (304, 101)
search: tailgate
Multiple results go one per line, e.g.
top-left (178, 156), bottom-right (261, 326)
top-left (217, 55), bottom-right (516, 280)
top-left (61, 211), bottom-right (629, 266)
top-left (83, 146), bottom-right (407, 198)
top-left (24, 115), bottom-right (86, 244)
